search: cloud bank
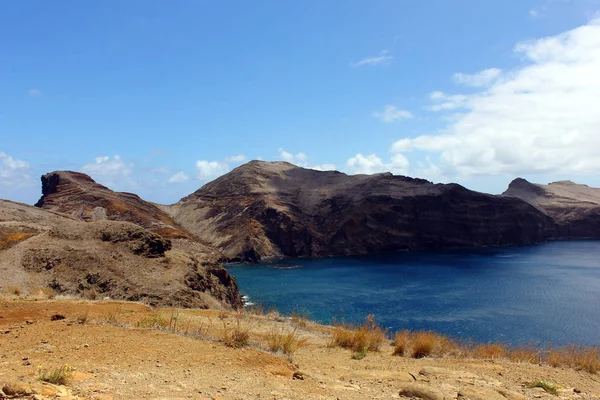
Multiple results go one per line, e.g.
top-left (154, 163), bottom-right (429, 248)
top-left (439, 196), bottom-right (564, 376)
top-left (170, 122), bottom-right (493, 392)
top-left (392, 19), bottom-right (600, 178)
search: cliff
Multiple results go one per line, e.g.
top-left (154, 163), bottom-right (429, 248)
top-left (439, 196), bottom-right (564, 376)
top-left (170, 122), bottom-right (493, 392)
top-left (504, 178), bottom-right (600, 239)
top-left (173, 161), bottom-right (556, 261)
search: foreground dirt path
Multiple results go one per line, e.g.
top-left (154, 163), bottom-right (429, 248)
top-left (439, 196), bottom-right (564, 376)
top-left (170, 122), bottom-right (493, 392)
top-left (1, 298), bottom-right (599, 399)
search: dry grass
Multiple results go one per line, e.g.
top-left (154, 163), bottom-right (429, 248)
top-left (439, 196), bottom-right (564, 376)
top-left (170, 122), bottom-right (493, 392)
top-left (330, 314), bottom-right (387, 353)
top-left (2, 285), bottom-right (22, 296)
top-left (38, 364), bottom-right (73, 385)
top-left (136, 313), bottom-right (169, 329)
top-left (390, 329), bottom-right (600, 372)
top-left (526, 380), bottom-right (561, 395)
top-left (393, 330), bottom-right (456, 358)
top-left (291, 310), bottom-right (310, 328)
top-left (471, 343), bottom-right (508, 359)
top-left (222, 312), bottom-right (251, 348)
top-left (265, 326), bottom-right (306, 355)
top-left (542, 345), bottom-right (600, 373)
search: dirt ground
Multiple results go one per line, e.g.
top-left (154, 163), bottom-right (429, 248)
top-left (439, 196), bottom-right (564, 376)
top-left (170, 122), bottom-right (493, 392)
top-left (1, 296), bottom-right (599, 400)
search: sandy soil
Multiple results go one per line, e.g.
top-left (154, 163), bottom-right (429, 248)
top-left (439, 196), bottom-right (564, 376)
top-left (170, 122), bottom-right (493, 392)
top-left (1, 297), bottom-right (599, 400)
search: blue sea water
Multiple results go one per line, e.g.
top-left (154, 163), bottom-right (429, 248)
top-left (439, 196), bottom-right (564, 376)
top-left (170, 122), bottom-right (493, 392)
top-left (227, 241), bottom-right (600, 346)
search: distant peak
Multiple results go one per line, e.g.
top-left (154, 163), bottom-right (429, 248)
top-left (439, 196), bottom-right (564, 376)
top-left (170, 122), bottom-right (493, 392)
top-left (508, 177), bottom-right (531, 186)
top-left (43, 170), bottom-right (96, 183)
top-left (549, 180), bottom-right (578, 186)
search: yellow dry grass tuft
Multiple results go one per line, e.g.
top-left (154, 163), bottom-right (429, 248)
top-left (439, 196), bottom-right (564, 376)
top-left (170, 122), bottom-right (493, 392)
top-left (330, 314), bottom-right (387, 353)
top-left (222, 312), bottom-right (251, 348)
top-left (265, 326), bottom-right (306, 355)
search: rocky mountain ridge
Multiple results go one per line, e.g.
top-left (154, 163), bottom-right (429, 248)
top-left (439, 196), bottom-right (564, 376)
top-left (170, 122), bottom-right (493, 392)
top-left (172, 161), bottom-right (557, 261)
top-left (503, 178), bottom-right (600, 239)
top-left (26, 162), bottom-right (600, 266)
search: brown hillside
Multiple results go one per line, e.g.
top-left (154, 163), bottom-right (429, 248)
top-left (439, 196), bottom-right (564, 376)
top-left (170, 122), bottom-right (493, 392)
top-left (172, 161), bottom-right (556, 262)
top-left (504, 178), bottom-right (600, 239)
top-left (0, 200), bottom-right (242, 309)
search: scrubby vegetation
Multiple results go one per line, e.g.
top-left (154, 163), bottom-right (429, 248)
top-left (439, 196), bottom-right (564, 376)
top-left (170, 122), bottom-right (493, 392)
top-left (330, 314), bottom-right (387, 354)
top-left (38, 364), bottom-right (73, 385)
top-left (391, 329), bottom-right (600, 373)
top-left (266, 326), bottom-right (305, 355)
top-left (222, 312), bottom-right (251, 348)
top-left (526, 380), bottom-right (561, 395)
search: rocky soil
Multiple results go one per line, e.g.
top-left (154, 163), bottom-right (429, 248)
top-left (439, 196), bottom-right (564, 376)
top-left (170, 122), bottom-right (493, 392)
top-left (1, 297), bottom-right (599, 400)
top-left (0, 200), bottom-right (242, 309)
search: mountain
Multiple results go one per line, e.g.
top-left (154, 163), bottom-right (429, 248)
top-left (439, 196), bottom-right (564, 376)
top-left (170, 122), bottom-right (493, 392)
top-left (503, 178), bottom-right (600, 239)
top-left (1, 199), bottom-right (242, 309)
top-left (172, 161), bottom-right (556, 261)
top-left (35, 171), bottom-right (191, 239)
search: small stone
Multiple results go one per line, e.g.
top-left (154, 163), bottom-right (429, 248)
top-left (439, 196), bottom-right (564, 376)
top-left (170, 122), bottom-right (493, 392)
top-left (574, 388), bottom-right (581, 393)
top-left (2, 382), bottom-right (32, 396)
top-left (83, 344), bottom-right (89, 348)
top-left (292, 371), bottom-right (305, 380)
top-left (398, 384), bottom-right (445, 400)
top-left (50, 314), bottom-right (65, 321)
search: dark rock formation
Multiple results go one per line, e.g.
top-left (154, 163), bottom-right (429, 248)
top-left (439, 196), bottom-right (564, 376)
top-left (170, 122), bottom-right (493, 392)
top-left (35, 171), bottom-right (190, 239)
top-left (503, 178), bottom-right (600, 239)
top-left (173, 161), bottom-right (556, 262)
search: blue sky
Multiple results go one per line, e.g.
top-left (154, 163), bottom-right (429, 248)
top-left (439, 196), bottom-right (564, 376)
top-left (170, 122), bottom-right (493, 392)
top-left (2, 0), bottom-right (600, 204)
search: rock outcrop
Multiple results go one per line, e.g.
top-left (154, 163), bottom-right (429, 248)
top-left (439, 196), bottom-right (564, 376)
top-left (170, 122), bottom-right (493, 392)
top-left (0, 200), bottom-right (242, 309)
top-left (503, 178), bottom-right (600, 239)
top-left (35, 171), bottom-right (190, 239)
top-left (172, 161), bottom-right (556, 262)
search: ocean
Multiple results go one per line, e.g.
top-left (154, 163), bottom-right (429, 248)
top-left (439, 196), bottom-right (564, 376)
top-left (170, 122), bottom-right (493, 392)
top-left (227, 241), bottom-right (600, 345)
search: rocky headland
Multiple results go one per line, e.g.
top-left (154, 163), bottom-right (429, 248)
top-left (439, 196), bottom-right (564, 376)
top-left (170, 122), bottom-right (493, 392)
top-left (2, 161), bottom-right (599, 308)
top-left (503, 178), bottom-right (600, 239)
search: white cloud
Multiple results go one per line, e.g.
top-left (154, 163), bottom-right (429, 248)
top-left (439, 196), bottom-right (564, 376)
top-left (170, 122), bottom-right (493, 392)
top-left (351, 50), bottom-right (393, 67)
top-left (0, 151), bottom-right (31, 187)
top-left (392, 19), bottom-right (600, 177)
top-left (427, 92), bottom-right (469, 111)
top-left (81, 155), bottom-right (133, 184)
top-left (453, 68), bottom-right (502, 87)
top-left (167, 171), bottom-right (189, 183)
top-left (28, 88), bottom-right (41, 97)
top-left (277, 148), bottom-right (336, 171)
top-left (196, 160), bottom-right (229, 181)
top-left (225, 154), bottom-right (247, 163)
top-left (372, 105), bottom-right (414, 123)
top-left (346, 153), bottom-right (409, 175)
top-left (278, 148), bottom-right (310, 165)
top-left (310, 163), bottom-right (337, 171)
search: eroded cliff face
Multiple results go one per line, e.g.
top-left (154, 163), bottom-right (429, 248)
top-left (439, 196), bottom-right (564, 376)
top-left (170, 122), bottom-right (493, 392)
top-left (173, 161), bottom-right (556, 262)
top-left (35, 171), bottom-right (191, 239)
top-left (503, 178), bottom-right (600, 239)
top-left (1, 200), bottom-right (242, 309)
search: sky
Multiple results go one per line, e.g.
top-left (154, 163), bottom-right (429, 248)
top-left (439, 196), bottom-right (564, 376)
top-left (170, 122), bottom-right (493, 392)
top-left (2, 0), bottom-right (600, 204)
